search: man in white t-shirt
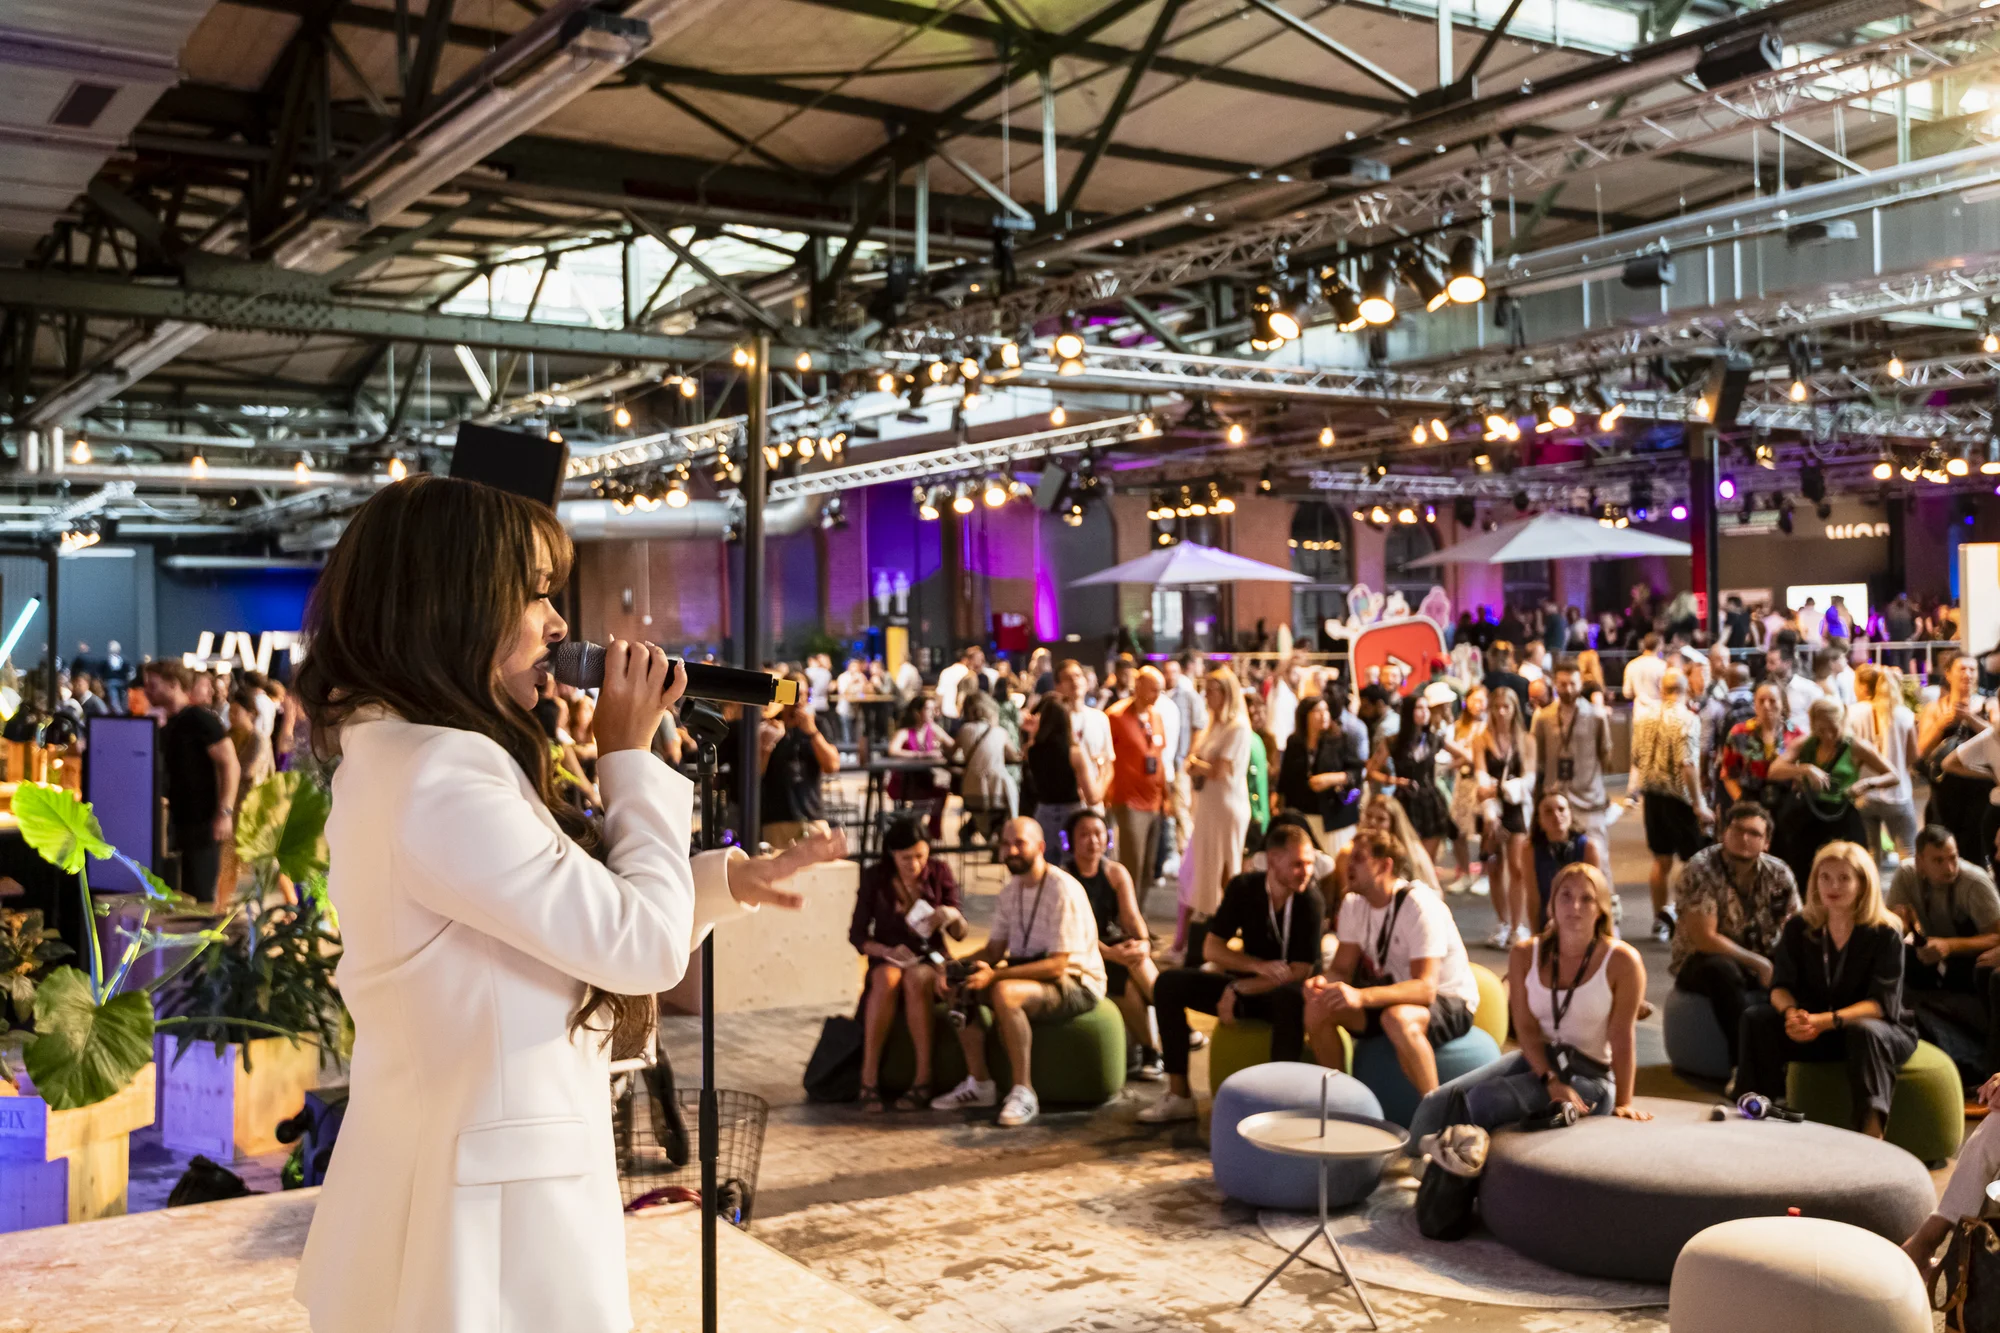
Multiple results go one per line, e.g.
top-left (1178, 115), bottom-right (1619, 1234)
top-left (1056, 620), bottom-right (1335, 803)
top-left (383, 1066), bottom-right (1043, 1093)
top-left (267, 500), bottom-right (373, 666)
top-left (1056, 658), bottom-right (1114, 785)
top-left (1622, 632), bottom-right (1668, 719)
top-left (1305, 829), bottom-right (1480, 1095)
top-left (1764, 646), bottom-right (1822, 731)
top-left (930, 818), bottom-right (1106, 1128)
top-left (935, 646), bottom-right (983, 723)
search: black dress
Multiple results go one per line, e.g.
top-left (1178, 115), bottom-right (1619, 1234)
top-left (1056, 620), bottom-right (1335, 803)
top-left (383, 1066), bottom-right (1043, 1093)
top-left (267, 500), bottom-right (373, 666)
top-left (1385, 730), bottom-right (1453, 841)
top-left (1736, 916), bottom-right (1916, 1127)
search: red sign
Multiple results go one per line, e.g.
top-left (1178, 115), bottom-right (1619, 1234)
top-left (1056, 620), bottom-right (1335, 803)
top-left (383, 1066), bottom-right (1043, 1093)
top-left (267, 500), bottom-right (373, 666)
top-left (1348, 617), bottom-right (1449, 695)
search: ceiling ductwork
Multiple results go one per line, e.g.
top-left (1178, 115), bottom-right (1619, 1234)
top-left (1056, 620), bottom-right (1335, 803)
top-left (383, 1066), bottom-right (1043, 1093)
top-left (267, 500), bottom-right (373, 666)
top-left (558, 497), bottom-right (822, 541)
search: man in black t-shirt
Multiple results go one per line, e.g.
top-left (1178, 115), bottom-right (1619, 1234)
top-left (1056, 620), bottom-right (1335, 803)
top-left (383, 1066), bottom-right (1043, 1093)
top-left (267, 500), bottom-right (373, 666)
top-left (142, 659), bottom-right (240, 902)
top-left (1482, 641), bottom-right (1532, 713)
top-left (758, 677), bottom-right (839, 851)
top-left (1138, 822), bottom-right (1326, 1123)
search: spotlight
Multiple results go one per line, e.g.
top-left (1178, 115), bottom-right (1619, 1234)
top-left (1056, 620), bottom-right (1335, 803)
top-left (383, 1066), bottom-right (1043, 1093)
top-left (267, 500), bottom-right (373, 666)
top-left (1948, 444), bottom-right (1971, 477)
top-left (614, 405), bottom-right (633, 429)
top-left (295, 454), bottom-right (313, 479)
top-left (548, 429), bottom-right (563, 444)
top-left (680, 377), bottom-right (698, 398)
top-left (1221, 422), bottom-right (1242, 445)
top-left (1370, 455), bottom-right (1390, 480)
top-left (1399, 250), bottom-right (1448, 313)
top-left (952, 480), bottom-right (976, 514)
top-left (1053, 330), bottom-right (1086, 362)
top-left (1754, 440), bottom-right (1777, 469)
top-left (1412, 422), bottom-right (1429, 445)
top-left (1050, 404), bottom-right (1067, 427)
top-left (927, 361), bottom-right (948, 384)
top-left (732, 346), bottom-right (751, 367)
top-left (1319, 425), bottom-right (1335, 447)
top-left (876, 370), bottom-right (897, 394)
top-left (1358, 264), bottom-right (1398, 324)
top-left (983, 475), bottom-right (1009, 507)
top-left (388, 457), bottom-right (408, 481)
top-left (822, 495), bottom-right (848, 531)
top-left (1369, 504), bottom-right (1391, 525)
top-left (1531, 394), bottom-right (1555, 433)
top-left (1396, 505), bottom-right (1418, 524)
top-left (1249, 285), bottom-right (1302, 344)
top-left (796, 351), bottom-right (813, 372)
top-left (1788, 377), bottom-right (1808, 402)
top-left (1985, 329), bottom-right (1999, 355)
top-left (1718, 473), bottom-right (1738, 500)
top-left (665, 477), bottom-right (689, 508)
top-left (1136, 413), bottom-right (1157, 437)
top-left (1670, 500), bottom-right (1688, 520)
top-left (70, 437), bottom-right (90, 465)
top-left (1446, 235), bottom-right (1486, 304)
top-left (1429, 416), bottom-right (1448, 441)
top-left (1472, 450), bottom-right (1493, 472)
top-left (1887, 352), bottom-right (1905, 378)
top-left (1328, 283), bottom-right (1367, 332)
top-left (1258, 466), bottom-right (1273, 493)
top-left (1548, 396), bottom-right (1576, 429)
top-left (987, 341), bottom-right (1022, 372)
top-left (1984, 437), bottom-right (2000, 475)
top-left (917, 484), bottom-right (942, 521)
top-left (190, 453), bottom-right (207, 477)
top-left (1873, 449), bottom-right (1896, 481)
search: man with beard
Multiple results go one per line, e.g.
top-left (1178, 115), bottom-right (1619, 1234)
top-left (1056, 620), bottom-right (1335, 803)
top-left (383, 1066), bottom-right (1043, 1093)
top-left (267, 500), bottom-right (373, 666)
top-left (929, 818), bottom-right (1107, 1128)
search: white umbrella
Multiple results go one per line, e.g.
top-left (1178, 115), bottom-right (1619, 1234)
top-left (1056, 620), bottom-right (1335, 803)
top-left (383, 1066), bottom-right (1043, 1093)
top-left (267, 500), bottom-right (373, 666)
top-left (1405, 510), bottom-right (1692, 567)
top-left (1069, 541), bottom-right (1310, 586)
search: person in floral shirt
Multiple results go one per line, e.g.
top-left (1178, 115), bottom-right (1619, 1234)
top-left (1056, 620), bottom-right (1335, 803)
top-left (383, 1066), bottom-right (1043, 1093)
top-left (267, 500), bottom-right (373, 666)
top-left (1670, 802), bottom-right (1801, 1073)
top-left (1720, 680), bottom-right (1801, 810)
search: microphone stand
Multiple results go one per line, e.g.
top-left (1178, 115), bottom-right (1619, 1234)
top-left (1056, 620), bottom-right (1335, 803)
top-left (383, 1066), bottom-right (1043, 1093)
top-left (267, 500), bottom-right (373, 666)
top-left (680, 701), bottom-right (731, 1333)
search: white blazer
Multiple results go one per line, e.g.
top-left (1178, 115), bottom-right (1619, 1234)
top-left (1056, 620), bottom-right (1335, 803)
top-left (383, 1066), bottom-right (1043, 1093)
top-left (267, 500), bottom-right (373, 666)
top-left (294, 713), bottom-right (747, 1333)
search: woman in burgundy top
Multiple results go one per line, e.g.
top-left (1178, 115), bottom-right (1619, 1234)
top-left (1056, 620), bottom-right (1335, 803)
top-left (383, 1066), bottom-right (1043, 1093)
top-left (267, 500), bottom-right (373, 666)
top-left (850, 816), bottom-right (967, 1110)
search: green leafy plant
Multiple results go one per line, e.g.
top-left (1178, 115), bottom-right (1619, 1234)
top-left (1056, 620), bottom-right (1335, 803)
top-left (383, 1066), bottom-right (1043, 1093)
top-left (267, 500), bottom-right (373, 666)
top-left (157, 771), bottom-right (345, 1072)
top-left (11, 782), bottom-right (230, 1109)
top-left (0, 908), bottom-right (71, 1034)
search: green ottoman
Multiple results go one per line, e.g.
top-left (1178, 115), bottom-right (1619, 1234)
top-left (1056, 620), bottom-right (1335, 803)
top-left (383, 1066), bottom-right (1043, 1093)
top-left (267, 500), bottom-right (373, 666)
top-left (880, 997), bottom-right (1127, 1106)
top-left (1784, 1039), bottom-right (1963, 1165)
top-left (1203, 1021), bottom-right (1332, 1092)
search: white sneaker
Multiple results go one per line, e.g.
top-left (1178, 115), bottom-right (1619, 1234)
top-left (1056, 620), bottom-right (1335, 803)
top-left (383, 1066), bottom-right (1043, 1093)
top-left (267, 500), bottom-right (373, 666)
top-left (1468, 875), bottom-right (1490, 897)
top-left (996, 1085), bottom-right (1040, 1127)
top-left (1137, 1091), bottom-right (1199, 1123)
top-left (1512, 924), bottom-right (1533, 946)
top-left (930, 1076), bottom-right (997, 1110)
top-left (1486, 923), bottom-right (1513, 950)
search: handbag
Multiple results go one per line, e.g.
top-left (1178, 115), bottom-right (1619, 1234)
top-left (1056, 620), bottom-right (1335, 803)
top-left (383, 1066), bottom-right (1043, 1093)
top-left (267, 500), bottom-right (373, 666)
top-left (1941, 1218), bottom-right (2000, 1332)
top-left (802, 1015), bottom-right (864, 1102)
top-left (1414, 1122), bottom-right (1489, 1241)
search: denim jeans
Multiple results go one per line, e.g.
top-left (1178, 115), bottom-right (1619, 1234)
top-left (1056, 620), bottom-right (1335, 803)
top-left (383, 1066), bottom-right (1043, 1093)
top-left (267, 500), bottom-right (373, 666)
top-left (1409, 1051), bottom-right (1613, 1140)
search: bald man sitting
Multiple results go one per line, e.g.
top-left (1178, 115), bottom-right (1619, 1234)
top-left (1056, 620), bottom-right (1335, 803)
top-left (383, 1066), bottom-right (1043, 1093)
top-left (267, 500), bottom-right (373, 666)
top-left (930, 817), bottom-right (1108, 1127)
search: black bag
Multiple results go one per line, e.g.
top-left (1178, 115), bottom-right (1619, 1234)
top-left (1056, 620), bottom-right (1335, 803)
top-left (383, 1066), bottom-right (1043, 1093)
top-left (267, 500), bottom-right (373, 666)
top-left (1415, 1159), bottom-right (1480, 1241)
top-left (168, 1155), bottom-right (252, 1208)
top-left (803, 1014), bottom-right (864, 1102)
top-left (1942, 1218), bottom-right (2000, 1332)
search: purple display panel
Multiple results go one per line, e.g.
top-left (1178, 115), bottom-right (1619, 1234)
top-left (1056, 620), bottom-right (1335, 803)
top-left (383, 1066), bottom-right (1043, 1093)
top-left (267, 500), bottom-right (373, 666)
top-left (83, 715), bottom-right (157, 892)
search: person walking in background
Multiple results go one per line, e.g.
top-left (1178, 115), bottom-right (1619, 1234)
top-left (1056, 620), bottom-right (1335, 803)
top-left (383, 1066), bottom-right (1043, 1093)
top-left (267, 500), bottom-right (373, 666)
top-left (1922, 650), bottom-right (1994, 869)
top-left (1105, 666), bottom-right (1169, 907)
top-left (1277, 692), bottom-right (1363, 853)
top-left (143, 659), bottom-right (240, 903)
top-left (1531, 659), bottom-right (1614, 869)
top-left (1447, 684), bottom-right (1490, 891)
top-left (1632, 670), bottom-right (1712, 944)
top-left (954, 692), bottom-right (1020, 845)
top-left (1176, 667), bottom-right (1254, 956)
top-left (1623, 633), bottom-right (1669, 720)
top-left (1849, 663), bottom-right (1919, 868)
top-left (1469, 685), bottom-right (1536, 948)
top-left (1024, 695), bottom-right (1103, 856)
top-left (1368, 692), bottom-right (1461, 864)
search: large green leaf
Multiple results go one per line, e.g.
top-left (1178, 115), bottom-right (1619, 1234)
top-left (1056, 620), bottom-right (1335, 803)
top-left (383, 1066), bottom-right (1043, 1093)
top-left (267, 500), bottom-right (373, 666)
top-left (23, 967), bottom-right (155, 1110)
top-left (235, 773), bottom-right (331, 882)
top-left (12, 783), bottom-right (110, 874)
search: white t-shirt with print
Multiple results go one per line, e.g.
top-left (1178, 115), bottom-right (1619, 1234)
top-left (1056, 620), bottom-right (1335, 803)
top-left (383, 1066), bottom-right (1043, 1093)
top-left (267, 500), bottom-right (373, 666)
top-left (1335, 881), bottom-right (1479, 1011)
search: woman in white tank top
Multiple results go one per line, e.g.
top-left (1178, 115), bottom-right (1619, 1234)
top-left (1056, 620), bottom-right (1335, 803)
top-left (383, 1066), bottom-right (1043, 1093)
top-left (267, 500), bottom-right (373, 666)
top-left (1412, 862), bottom-right (1651, 1136)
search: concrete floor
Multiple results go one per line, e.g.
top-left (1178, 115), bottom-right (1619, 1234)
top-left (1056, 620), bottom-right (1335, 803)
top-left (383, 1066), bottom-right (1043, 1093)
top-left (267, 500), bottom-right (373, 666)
top-left (653, 781), bottom-right (1910, 1332)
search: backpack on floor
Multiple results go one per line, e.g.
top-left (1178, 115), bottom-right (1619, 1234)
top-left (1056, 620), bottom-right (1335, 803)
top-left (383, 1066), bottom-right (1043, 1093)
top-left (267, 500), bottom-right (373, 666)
top-left (803, 1015), bottom-right (864, 1103)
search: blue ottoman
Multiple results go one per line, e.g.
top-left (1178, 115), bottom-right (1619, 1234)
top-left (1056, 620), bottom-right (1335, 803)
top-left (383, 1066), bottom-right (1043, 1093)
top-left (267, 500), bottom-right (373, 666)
top-left (1351, 1027), bottom-right (1501, 1127)
top-left (1211, 1063), bottom-right (1386, 1211)
top-left (1663, 986), bottom-right (1732, 1084)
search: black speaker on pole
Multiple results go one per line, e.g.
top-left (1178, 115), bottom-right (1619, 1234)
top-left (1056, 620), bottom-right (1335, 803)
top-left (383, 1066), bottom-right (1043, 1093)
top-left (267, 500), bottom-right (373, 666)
top-left (1033, 466), bottom-right (1070, 513)
top-left (1694, 29), bottom-right (1782, 90)
top-left (449, 422), bottom-right (570, 508)
top-left (1700, 352), bottom-right (1754, 429)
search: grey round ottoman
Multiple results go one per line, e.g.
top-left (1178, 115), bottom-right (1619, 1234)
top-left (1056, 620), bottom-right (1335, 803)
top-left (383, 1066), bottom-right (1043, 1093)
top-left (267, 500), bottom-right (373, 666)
top-left (1661, 987), bottom-right (1732, 1083)
top-left (1480, 1097), bottom-right (1936, 1284)
top-left (1211, 1064), bottom-right (1385, 1211)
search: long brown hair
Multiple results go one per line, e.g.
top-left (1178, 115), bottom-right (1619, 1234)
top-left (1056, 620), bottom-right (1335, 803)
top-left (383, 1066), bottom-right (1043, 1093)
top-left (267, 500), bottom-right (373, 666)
top-left (296, 476), bottom-right (651, 1051)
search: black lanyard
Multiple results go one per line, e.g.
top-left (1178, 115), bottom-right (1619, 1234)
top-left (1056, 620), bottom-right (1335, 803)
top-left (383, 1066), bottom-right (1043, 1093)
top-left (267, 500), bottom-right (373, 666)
top-left (1015, 871), bottom-right (1052, 956)
top-left (1373, 889), bottom-right (1411, 970)
top-left (1545, 939), bottom-right (1597, 1040)
top-left (1821, 924), bottom-right (1852, 995)
top-left (1556, 704), bottom-right (1579, 759)
top-left (1267, 892), bottom-right (1294, 958)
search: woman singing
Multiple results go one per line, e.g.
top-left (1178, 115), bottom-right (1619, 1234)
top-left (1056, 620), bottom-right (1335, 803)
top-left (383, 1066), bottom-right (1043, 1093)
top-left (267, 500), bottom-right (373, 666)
top-left (292, 477), bottom-right (837, 1333)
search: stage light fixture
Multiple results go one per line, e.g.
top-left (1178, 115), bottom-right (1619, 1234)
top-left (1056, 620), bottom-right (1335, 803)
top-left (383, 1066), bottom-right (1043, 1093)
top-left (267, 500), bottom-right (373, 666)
top-left (1874, 449), bottom-right (1896, 480)
top-left (1320, 425), bottom-right (1335, 447)
top-left (71, 437), bottom-right (90, 465)
top-left (1053, 330), bottom-right (1086, 362)
top-left (1548, 396), bottom-right (1576, 429)
top-left (1718, 473), bottom-right (1738, 500)
top-left (1412, 422), bottom-right (1429, 445)
top-left (1358, 264), bottom-right (1398, 324)
top-left (295, 454), bottom-right (313, 479)
top-left (1531, 394), bottom-right (1555, 433)
top-left (1754, 440), bottom-right (1777, 469)
top-left (982, 475), bottom-right (1009, 508)
top-left (1948, 444), bottom-right (1971, 477)
top-left (916, 484), bottom-right (940, 520)
top-left (1473, 451), bottom-right (1493, 472)
top-left (387, 457), bottom-right (408, 481)
top-left (1050, 404), bottom-right (1067, 427)
top-left (796, 351), bottom-right (813, 372)
top-left (1370, 455), bottom-right (1389, 480)
top-left (1429, 416), bottom-right (1448, 441)
top-left (731, 347), bottom-right (750, 367)
top-left (1446, 235), bottom-right (1486, 304)
top-left (1887, 352), bottom-right (1905, 378)
top-left (1396, 505), bottom-right (1418, 524)
top-left (1259, 466), bottom-right (1274, 493)
top-left (959, 356), bottom-right (981, 380)
top-left (1137, 413), bottom-right (1157, 437)
top-left (1984, 436), bottom-right (2000, 474)
top-left (1399, 250), bottom-right (1448, 312)
top-left (1227, 422), bottom-right (1247, 445)
top-left (952, 481), bottom-right (976, 514)
top-left (1985, 329), bottom-right (1999, 355)
top-left (680, 377), bottom-right (698, 398)
top-left (190, 453), bottom-right (207, 477)
top-left (926, 361), bottom-right (948, 384)
top-left (665, 477), bottom-right (689, 508)
top-left (1670, 500), bottom-right (1688, 520)
top-left (876, 371), bottom-right (897, 394)
top-left (613, 405), bottom-right (633, 429)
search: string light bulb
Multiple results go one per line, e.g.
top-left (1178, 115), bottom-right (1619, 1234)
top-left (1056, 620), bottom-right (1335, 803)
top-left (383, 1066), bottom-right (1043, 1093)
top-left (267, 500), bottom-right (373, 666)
top-left (614, 405), bottom-right (633, 429)
top-left (795, 351), bottom-right (813, 372)
top-left (731, 347), bottom-right (751, 367)
top-left (1984, 329), bottom-right (2000, 355)
top-left (1319, 426), bottom-right (1335, 447)
top-left (70, 437), bottom-right (90, 465)
top-left (680, 377), bottom-right (698, 398)
top-left (1049, 405), bottom-right (1067, 427)
top-left (1226, 422), bottom-right (1246, 445)
top-left (388, 457), bottom-right (408, 481)
top-left (548, 429), bottom-right (564, 444)
top-left (1887, 352), bottom-right (1905, 379)
top-left (190, 453), bottom-right (208, 477)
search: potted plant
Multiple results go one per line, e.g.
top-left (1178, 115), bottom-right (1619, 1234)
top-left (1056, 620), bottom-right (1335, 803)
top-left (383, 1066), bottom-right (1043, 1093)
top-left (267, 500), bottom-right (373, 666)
top-left (0, 782), bottom-right (229, 1231)
top-left (153, 771), bottom-right (347, 1161)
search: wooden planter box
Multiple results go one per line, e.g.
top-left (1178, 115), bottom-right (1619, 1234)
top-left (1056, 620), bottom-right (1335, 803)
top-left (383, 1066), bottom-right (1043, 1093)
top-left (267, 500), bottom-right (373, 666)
top-left (0, 1062), bottom-right (155, 1233)
top-left (153, 1034), bottom-right (332, 1160)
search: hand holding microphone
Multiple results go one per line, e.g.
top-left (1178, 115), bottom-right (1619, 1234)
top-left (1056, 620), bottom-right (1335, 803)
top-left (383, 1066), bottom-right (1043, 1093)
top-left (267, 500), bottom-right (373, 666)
top-left (591, 640), bottom-right (687, 756)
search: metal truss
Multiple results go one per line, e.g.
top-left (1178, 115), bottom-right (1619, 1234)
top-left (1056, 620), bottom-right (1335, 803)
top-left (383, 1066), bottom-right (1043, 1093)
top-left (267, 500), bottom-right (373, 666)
top-left (883, 342), bottom-right (1457, 403)
top-left (564, 397), bottom-right (839, 481)
top-left (766, 415), bottom-right (1152, 500)
top-left (902, 8), bottom-right (2000, 338)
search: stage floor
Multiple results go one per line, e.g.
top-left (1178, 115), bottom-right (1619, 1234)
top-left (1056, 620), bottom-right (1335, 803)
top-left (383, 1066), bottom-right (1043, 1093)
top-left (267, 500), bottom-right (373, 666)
top-left (0, 1188), bottom-right (905, 1331)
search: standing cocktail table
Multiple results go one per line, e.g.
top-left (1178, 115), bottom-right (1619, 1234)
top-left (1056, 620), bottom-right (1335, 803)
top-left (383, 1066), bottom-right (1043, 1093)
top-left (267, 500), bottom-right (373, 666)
top-left (1235, 1085), bottom-right (1408, 1329)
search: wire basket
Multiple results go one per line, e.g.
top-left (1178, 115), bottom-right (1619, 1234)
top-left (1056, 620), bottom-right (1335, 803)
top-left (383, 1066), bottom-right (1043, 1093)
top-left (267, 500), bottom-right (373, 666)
top-left (611, 1070), bottom-right (768, 1227)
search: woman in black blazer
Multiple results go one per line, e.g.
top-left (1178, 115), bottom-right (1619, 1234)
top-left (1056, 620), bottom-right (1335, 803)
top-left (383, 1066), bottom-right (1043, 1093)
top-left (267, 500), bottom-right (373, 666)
top-left (1736, 839), bottom-right (1916, 1137)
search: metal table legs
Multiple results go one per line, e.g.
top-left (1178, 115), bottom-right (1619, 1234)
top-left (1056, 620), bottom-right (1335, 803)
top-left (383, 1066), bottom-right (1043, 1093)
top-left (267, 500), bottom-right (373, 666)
top-left (1239, 1158), bottom-right (1380, 1329)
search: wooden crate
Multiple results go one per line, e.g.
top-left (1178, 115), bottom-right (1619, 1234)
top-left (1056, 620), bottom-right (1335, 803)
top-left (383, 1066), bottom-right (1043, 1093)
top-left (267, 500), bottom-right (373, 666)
top-left (154, 1034), bottom-right (330, 1160)
top-left (0, 1063), bottom-right (155, 1233)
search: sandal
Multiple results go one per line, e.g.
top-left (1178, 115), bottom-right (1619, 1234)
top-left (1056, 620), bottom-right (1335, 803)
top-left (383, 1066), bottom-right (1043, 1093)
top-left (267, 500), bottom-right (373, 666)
top-left (859, 1083), bottom-right (887, 1113)
top-left (898, 1083), bottom-right (933, 1111)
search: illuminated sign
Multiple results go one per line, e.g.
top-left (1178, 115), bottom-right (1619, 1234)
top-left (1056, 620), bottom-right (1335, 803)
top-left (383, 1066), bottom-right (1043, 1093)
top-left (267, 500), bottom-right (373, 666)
top-left (183, 630), bottom-right (303, 674)
top-left (1824, 522), bottom-right (1891, 540)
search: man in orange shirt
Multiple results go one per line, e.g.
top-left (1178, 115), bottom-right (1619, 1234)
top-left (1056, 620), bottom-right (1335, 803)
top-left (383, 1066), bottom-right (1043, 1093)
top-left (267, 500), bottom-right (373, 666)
top-left (1107, 665), bottom-right (1169, 910)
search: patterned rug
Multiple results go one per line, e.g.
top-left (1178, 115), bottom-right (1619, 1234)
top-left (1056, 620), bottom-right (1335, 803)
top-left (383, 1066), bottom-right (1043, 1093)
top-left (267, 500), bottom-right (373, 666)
top-left (1258, 1182), bottom-right (1668, 1310)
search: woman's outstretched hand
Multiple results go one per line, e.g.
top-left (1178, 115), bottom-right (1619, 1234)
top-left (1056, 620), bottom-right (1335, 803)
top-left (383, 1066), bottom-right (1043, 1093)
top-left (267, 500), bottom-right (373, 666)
top-left (726, 827), bottom-right (848, 909)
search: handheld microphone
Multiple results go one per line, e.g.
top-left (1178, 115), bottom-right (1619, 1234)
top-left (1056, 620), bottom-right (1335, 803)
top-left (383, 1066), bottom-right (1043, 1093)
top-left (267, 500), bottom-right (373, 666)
top-left (549, 640), bottom-right (800, 707)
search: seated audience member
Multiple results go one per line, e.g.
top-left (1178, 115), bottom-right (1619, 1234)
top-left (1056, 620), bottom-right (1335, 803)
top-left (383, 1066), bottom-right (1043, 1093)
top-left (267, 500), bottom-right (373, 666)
top-left (1904, 1073), bottom-right (2000, 1284)
top-left (1889, 825), bottom-right (2000, 1088)
top-left (1140, 822), bottom-right (1326, 1123)
top-left (930, 818), bottom-right (1106, 1128)
top-left (1304, 830), bottom-right (1481, 1097)
top-left (1736, 841), bottom-right (1915, 1136)
top-left (954, 692), bottom-right (1020, 844)
top-left (888, 695), bottom-right (950, 839)
top-left (760, 677), bottom-right (841, 850)
top-left (1065, 809), bottom-right (1162, 1080)
top-left (1329, 793), bottom-right (1443, 920)
top-left (1531, 793), bottom-right (1604, 925)
top-left (1414, 863), bottom-right (1650, 1136)
top-left (849, 817), bottom-right (967, 1111)
top-left (1669, 801), bottom-right (1800, 1072)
